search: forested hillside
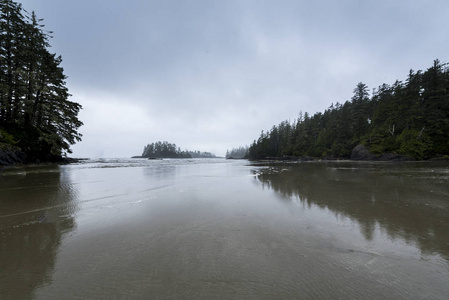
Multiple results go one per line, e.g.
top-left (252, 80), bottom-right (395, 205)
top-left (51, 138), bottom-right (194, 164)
top-left (248, 60), bottom-right (449, 160)
top-left (0, 0), bottom-right (82, 164)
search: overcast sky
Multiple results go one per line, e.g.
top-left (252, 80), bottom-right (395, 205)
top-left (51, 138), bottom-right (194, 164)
top-left (19, 0), bottom-right (449, 157)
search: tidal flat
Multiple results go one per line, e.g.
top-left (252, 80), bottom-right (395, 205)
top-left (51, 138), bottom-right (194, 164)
top-left (1, 158), bottom-right (448, 299)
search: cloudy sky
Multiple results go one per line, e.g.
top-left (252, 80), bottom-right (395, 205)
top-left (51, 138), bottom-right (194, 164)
top-left (19, 0), bottom-right (449, 158)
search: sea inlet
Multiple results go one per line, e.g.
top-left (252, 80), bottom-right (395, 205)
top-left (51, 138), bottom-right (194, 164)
top-left (1, 158), bottom-right (448, 299)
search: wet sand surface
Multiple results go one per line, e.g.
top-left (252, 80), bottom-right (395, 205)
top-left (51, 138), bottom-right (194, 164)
top-left (1, 159), bottom-right (449, 299)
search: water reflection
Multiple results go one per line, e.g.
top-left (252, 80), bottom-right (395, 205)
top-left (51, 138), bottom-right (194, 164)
top-left (0, 166), bottom-right (78, 299)
top-left (253, 161), bottom-right (449, 262)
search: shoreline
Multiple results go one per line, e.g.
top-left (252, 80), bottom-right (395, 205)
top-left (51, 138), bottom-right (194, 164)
top-left (248, 155), bottom-right (449, 164)
top-left (0, 141), bottom-right (89, 167)
top-left (248, 145), bottom-right (449, 163)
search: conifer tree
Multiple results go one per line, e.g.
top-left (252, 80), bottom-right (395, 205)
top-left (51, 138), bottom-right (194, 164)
top-left (248, 60), bottom-right (449, 160)
top-left (0, 0), bottom-right (82, 160)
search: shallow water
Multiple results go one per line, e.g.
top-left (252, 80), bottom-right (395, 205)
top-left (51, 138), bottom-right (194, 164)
top-left (1, 158), bottom-right (448, 299)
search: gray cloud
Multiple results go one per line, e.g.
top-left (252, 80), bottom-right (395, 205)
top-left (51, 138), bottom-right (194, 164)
top-left (19, 0), bottom-right (449, 157)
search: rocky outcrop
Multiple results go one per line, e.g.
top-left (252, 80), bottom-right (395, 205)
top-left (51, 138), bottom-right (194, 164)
top-left (350, 145), bottom-right (377, 161)
top-left (0, 144), bottom-right (27, 165)
top-left (0, 143), bottom-right (81, 166)
top-left (350, 145), bottom-right (414, 161)
top-left (376, 153), bottom-right (415, 161)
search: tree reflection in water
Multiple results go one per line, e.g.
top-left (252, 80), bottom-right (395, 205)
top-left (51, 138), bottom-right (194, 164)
top-left (0, 166), bottom-right (78, 299)
top-left (252, 161), bottom-right (449, 262)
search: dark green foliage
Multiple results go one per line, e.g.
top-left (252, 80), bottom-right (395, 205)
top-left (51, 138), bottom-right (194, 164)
top-left (188, 151), bottom-right (217, 158)
top-left (142, 141), bottom-right (191, 158)
top-left (396, 129), bottom-right (431, 160)
top-left (248, 60), bottom-right (449, 160)
top-left (0, 0), bottom-right (82, 162)
top-left (141, 141), bottom-right (218, 159)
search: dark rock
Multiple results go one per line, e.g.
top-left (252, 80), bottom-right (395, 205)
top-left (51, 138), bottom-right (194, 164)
top-left (428, 156), bottom-right (449, 161)
top-left (350, 145), bottom-right (415, 161)
top-left (0, 144), bottom-right (27, 165)
top-left (322, 154), bottom-right (343, 160)
top-left (350, 145), bottom-right (376, 161)
top-left (56, 157), bottom-right (83, 164)
top-left (299, 156), bottom-right (314, 161)
top-left (0, 144), bottom-right (83, 165)
top-left (377, 153), bottom-right (415, 161)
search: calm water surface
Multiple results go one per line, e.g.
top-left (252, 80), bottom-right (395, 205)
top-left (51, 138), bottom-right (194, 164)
top-left (1, 158), bottom-right (448, 299)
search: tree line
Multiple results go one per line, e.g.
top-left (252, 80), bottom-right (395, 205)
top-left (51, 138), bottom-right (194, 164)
top-left (225, 146), bottom-right (248, 159)
top-left (0, 0), bottom-right (82, 162)
top-left (141, 141), bottom-right (217, 158)
top-left (248, 60), bottom-right (449, 160)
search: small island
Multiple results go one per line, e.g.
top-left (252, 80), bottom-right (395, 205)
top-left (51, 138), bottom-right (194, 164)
top-left (225, 146), bottom-right (249, 159)
top-left (133, 141), bottom-right (218, 159)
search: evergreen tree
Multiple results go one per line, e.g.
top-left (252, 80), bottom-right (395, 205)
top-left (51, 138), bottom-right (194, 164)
top-left (248, 60), bottom-right (449, 160)
top-left (421, 60), bottom-right (449, 155)
top-left (226, 146), bottom-right (248, 158)
top-left (141, 141), bottom-right (218, 158)
top-left (0, 0), bottom-right (82, 160)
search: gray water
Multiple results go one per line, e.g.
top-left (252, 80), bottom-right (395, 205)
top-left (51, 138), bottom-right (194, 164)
top-left (1, 158), bottom-right (448, 299)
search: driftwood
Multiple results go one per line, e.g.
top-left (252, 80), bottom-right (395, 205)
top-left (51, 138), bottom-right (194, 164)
top-left (417, 127), bottom-right (425, 139)
top-left (389, 124), bottom-right (395, 136)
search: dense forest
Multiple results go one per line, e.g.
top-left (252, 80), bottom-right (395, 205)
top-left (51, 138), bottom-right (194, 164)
top-left (189, 150), bottom-right (217, 159)
top-left (248, 60), bottom-right (449, 160)
top-left (0, 0), bottom-right (82, 164)
top-left (140, 141), bottom-right (217, 159)
top-left (225, 146), bottom-right (248, 159)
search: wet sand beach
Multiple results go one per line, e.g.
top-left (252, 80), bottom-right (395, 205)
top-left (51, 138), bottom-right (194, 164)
top-left (1, 159), bottom-right (448, 299)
